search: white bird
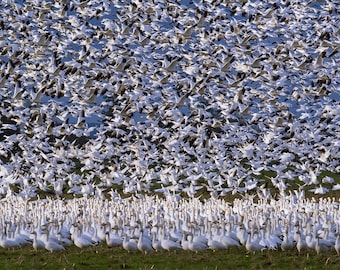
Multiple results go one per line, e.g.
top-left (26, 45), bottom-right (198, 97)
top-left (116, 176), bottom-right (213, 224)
top-left (245, 231), bottom-right (266, 254)
top-left (295, 230), bottom-right (307, 255)
top-left (160, 56), bottom-right (183, 73)
top-left (187, 234), bottom-right (208, 253)
top-left (220, 223), bottom-right (241, 248)
top-left (236, 224), bottom-right (248, 246)
top-left (0, 231), bottom-right (21, 249)
top-left (280, 228), bottom-right (294, 251)
top-left (334, 233), bottom-right (340, 256)
top-left (105, 230), bottom-right (122, 248)
top-left (315, 234), bottom-right (332, 255)
top-left (30, 231), bottom-right (45, 252)
top-left (72, 224), bottom-right (97, 249)
top-left (151, 231), bottom-right (164, 252)
top-left (57, 232), bottom-right (73, 247)
top-left (160, 231), bottom-right (181, 252)
top-left (38, 228), bottom-right (66, 253)
top-left (44, 236), bottom-right (66, 253)
top-left (122, 234), bottom-right (138, 253)
top-left (180, 232), bottom-right (190, 251)
top-left (137, 230), bottom-right (154, 254)
top-left (11, 224), bottom-right (32, 246)
top-left (305, 233), bottom-right (316, 250)
top-left (207, 236), bottom-right (226, 251)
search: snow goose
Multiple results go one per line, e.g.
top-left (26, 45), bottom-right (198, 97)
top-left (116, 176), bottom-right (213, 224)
top-left (315, 234), bottom-right (332, 255)
top-left (151, 231), bottom-right (164, 252)
top-left (180, 231), bottom-right (190, 251)
top-left (160, 56), bottom-right (183, 73)
top-left (122, 234), bottom-right (138, 253)
top-left (191, 229), bottom-right (208, 247)
top-left (43, 231), bottom-right (66, 253)
top-left (160, 230), bottom-right (181, 252)
top-left (105, 229), bottom-right (122, 248)
top-left (245, 230), bottom-right (266, 254)
top-left (137, 230), bottom-right (154, 254)
top-left (305, 232), bottom-right (316, 250)
top-left (260, 222), bottom-right (282, 250)
top-left (334, 233), bottom-right (340, 256)
top-left (295, 230), bottom-right (307, 255)
top-left (0, 230), bottom-right (21, 249)
top-left (220, 224), bottom-right (241, 248)
top-left (11, 222), bottom-right (32, 246)
top-left (30, 231), bottom-right (45, 252)
top-left (56, 231), bottom-right (73, 247)
top-left (280, 227), bottom-right (294, 251)
top-left (187, 233), bottom-right (208, 253)
top-left (236, 224), bottom-right (248, 246)
top-left (71, 223), bottom-right (97, 249)
top-left (207, 230), bottom-right (226, 251)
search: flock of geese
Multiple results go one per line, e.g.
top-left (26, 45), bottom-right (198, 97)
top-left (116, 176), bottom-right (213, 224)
top-left (1, 194), bottom-right (340, 254)
top-left (0, 0), bottom-right (339, 254)
top-left (0, 0), bottom-right (338, 200)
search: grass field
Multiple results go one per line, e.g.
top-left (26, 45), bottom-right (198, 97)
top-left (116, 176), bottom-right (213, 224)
top-left (1, 244), bottom-right (340, 270)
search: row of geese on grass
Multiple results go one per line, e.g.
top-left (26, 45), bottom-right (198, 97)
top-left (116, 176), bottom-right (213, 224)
top-left (0, 194), bottom-right (340, 254)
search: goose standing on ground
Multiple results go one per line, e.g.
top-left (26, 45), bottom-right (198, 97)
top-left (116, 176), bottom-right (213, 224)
top-left (334, 233), bottom-right (340, 256)
top-left (105, 222), bottom-right (123, 247)
top-left (160, 230), bottom-right (182, 252)
top-left (122, 234), bottom-right (138, 253)
top-left (305, 233), bottom-right (316, 250)
top-left (42, 229), bottom-right (66, 253)
top-left (105, 230), bottom-right (123, 248)
top-left (30, 231), bottom-right (45, 252)
top-left (0, 230), bottom-right (21, 249)
top-left (187, 233), bottom-right (208, 253)
top-left (207, 229), bottom-right (226, 251)
top-left (137, 229), bottom-right (154, 254)
top-left (280, 227), bottom-right (294, 251)
top-left (220, 223), bottom-right (241, 248)
top-left (12, 222), bottom-right (32, 246)
top-left (245, 230), bottom-right (266, 254)
top-left (71, 223), bottom-right (97, 249)
top-left (180, 231), bottom-right (190, 251)
top-left (236, 224), bottom-right (248, 246)
top-left (315, 234), bottom-right (332, 255)
top-left (151, 229), bottom-right (164, 252)
top-left (295, 230), bottom-right (307, 255)
top-left (57, 231), bottom-right (73, 247)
